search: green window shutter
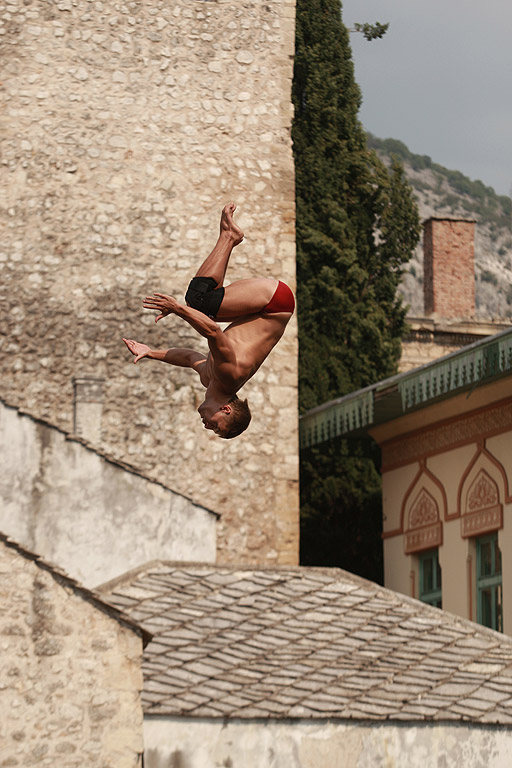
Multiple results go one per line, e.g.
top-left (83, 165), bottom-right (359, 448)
top-left (419, 549), bottom-right (442, 608)
top-left (476, 533), bottom-right (503, 632)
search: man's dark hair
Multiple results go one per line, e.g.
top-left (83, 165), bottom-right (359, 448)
top-left (221, 395), bottom-right (252, 438)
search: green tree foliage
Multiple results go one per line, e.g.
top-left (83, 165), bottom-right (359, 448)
top-left (352, 21), bottom-right (389, 41)
top-left (300, 437), bottom-right (384, 578)
top-left (292, 0), bottom-right (420, 581)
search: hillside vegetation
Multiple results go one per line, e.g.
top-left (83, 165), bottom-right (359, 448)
top-left (367, 134), bottom-right (512, 319)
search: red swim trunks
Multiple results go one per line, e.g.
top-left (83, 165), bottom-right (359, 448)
top-left (263, 281), bottom-right (295, 314)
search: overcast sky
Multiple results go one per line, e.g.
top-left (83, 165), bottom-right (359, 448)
top-left (342, 0), bottom-right (512, 196)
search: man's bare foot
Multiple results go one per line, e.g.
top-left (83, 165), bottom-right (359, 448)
top-left (220, 202), bottom-right (244, 245)
top-left (123, 338), bottom-right (151, 363)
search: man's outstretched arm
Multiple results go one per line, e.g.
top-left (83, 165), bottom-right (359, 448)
top-left (142, 293), bottom-right (237, 369)
top-left (143, 293), bottom-right (221, 338)
top-left (122, 338), bottom-right (206, 374)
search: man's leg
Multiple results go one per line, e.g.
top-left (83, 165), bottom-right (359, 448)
top-left (185, 203), bottom-right (283, 320)
top-left (215, 278), bottom-right (279, 320)
top-left (194, 202), bottom-right (244, 287)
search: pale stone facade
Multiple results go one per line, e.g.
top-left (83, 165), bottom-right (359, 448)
top-left (0, 399), bottom-right (216, 587)
top-left (1, 0), bottom-right (298, 565)
top-left (0, 535), bottom-right (146, 767)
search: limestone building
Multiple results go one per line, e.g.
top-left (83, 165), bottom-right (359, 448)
top-left (1, 0), bottom-right (298, 565)
top-left (0, 533), bottom-right (149, 767)
top-left (0, 398), bottom-right (217, 588)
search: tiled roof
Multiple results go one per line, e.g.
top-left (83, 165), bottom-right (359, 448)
top-left (102, 562), bottom-right (512, 723)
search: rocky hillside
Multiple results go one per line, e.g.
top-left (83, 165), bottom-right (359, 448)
top-left (368, 134), bottom-right (512, 320)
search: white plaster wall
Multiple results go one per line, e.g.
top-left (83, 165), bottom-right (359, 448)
top-left (384, 535), bottom-right (412, 598)
top-left (0, 401), bottom-right (216, 587)
top-left (498, 510), bottom-right (512, 636)
top-left (381, 462), bottom-right (419, 533)
top-left (143, 716), bottom-right (512, 768)
top-left (439, 519), bottom-right (471, 621)
top-left (487, 433), bottom-right (512, 482)
top-left (428, 443), bottom-right (479, 518)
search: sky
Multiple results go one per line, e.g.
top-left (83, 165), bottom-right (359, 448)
top-left (342, 0), bottom-right (512, 197)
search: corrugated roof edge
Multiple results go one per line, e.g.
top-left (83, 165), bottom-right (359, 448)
top-left (300, 326), bottom-right (512, 448)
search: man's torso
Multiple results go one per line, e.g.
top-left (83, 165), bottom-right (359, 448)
top-left (200, 311), bottom-right (292, 392)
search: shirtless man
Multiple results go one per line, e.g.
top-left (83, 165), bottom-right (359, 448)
top-left (123, 203), bottom-right (295, 438)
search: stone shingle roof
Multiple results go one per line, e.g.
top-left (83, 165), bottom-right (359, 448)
top-left (101, 562), bottom-right (512, 723)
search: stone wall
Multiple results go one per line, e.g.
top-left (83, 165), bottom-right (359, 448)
top-left (1, 0), bottom-right (299, 564)
top-left (0, 399), bottom-right (216, 587)
top-left (0, 536), bottom-right (145, 767)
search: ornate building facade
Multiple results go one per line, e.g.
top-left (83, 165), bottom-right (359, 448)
top-left (300, 328), bottom-right (512, 634)
top-left (377, 369), bottom-right (512, 633)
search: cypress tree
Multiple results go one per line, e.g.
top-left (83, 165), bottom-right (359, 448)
top-left (292, 0), bottom-right (420, 580)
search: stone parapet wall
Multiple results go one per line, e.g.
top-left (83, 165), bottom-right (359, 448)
top-left (399, 339), bottom-right (462, 372)
top-left (0, 538), bottom-right (144, 767)
top-left (399, 318), bottom-right (511, 372)
top-left (1, 1), bottom-right (298, 564)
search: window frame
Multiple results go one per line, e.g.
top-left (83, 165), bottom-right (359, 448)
top-left (476, 532), bottom-right (503, 632)
top-left (418, 548), bottom-right (442, 608)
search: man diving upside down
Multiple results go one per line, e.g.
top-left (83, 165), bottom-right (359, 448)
top-left (123, 203), bottom-right (295, 439)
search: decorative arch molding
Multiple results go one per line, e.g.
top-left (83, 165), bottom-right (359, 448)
top-left (457, 444), bottom-right (510, 538)
top-left (404, 487), bottom-right (442, 554)
top-left (398, 462), bottom-right (446, 554)
top-left (458, 447), bottom-right (506, 538)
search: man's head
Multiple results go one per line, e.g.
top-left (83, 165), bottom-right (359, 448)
top-left (200, 395), bottom-right (251, 438)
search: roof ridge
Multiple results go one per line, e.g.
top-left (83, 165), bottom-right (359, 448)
top-left (0, 396), bottom-right (217, 517)
top-left (0, 531), bottom-right (152, 646)
top-left (99, 561), bottom-right (512, 646)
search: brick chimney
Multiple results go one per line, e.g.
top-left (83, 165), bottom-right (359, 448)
top-left (423, 217), bottom-right (476, 319)
top-left (73, 376), bottom-right (104, 443)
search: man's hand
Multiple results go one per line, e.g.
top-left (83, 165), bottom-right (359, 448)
top-left (143, 293), bottom-right (180, 323)
top-left (123, 338), bottom-right (151, 363)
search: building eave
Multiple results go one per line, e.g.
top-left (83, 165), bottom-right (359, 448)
top-left (299, 327), bottom-right (512, 449)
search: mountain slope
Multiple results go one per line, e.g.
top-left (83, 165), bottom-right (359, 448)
top-left (368, 134), bottom-right (512, 320)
